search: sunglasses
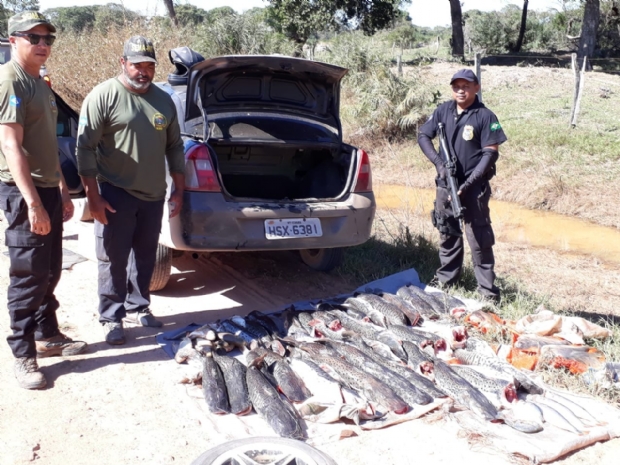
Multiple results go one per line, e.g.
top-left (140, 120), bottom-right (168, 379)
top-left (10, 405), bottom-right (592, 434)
top-left (11, 32), bottom-right (56, 46)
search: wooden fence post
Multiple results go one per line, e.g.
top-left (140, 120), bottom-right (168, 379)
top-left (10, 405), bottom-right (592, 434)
top-left (570, 55), bottom-right (587, 127)
top-left (475, 53), bottom-right (483, 103)
top-left (435, 36), bottom-right (440, 55)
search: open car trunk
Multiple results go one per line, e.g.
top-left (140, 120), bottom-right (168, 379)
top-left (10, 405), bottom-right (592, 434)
top-left (210, 141), bottom-right (357, 201)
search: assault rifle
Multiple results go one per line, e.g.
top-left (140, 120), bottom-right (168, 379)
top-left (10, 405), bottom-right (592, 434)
top-left (437, 122), bottom-right (466, 220)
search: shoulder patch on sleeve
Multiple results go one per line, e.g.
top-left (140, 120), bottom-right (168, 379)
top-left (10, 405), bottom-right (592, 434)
top-left (9, 95), bottom-right (21, 107)
top-left (490, 122), bottom-right (502, 131)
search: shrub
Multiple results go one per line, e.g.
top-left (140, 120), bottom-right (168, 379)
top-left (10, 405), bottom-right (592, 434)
top-left (191, 11), bottom-right (296, 57)
top-left (323, 32), bottom-right (438, 141)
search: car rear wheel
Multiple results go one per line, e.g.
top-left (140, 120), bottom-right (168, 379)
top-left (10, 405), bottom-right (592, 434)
top-left (149, 244), bottom-right (172, 291)
top-left (299, 247), bottom-right (343, 272)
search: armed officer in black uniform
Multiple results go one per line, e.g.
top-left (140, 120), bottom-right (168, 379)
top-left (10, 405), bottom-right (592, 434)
top-left (418, 69), bottom-right (507, 303)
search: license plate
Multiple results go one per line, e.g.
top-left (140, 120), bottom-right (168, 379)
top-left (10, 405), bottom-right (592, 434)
top-left (264, 218), bottom-right (322, 240)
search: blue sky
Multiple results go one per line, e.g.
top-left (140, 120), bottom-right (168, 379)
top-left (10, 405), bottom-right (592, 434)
top-left (38, 0), bottom-right (567, 28)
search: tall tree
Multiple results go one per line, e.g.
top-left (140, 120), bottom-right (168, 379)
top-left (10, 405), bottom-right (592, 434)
top-left (1, 0), bottom-right (41, 36)
top-left (449, 0), bottom-right (464, 57)
top-left (267, 0), bottom-right (409, 49)
top-left (578, 0), bottom-right (600, 61)
top-left (514, 0), bottom-right (529, 52)
top-left (162, 0), bottom-right (178, 27)
top-left (174, 4), bottom-right (208, 26)
top-left (4, 0), bottom-right (40, 12)
top-left (43, 6), bottom-right (97, 32)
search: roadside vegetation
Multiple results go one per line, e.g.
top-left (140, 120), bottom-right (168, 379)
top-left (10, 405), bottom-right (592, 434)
top-left (24, 1), bottom-right (619, 400)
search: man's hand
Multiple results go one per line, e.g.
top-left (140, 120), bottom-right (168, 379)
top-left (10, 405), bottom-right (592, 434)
top-left (87, 193), bottom-right (116, 224)
top-left (29, 205), bottom-right (51, 235)
top-left (436, 163), bottom-right (447, 180)
top-left (62, 197), bottom-right (74, 222)
top-left (80, 176), bottom-right (115, 224)
top-left (60, 185), bottom-right (74, 222)
top-left (168, 189), bottom-right (183, 218)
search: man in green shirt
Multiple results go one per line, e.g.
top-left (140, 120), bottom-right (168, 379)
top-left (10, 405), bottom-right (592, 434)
top-left (0, 11), bottom-right (87, 390)
top-left (76, 36), bottom-right (185, 345)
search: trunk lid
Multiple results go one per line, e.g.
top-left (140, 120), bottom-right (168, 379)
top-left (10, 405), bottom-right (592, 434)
top-left (185, 55), bottom-right (348, 141)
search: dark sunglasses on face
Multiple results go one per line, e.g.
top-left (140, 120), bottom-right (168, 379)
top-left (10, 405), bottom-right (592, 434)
top-left (11, 32), bottom-right (56, 46)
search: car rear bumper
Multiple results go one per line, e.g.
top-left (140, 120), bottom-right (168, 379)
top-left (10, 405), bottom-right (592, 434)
top-left (160, 191), bottom-right (376, 251)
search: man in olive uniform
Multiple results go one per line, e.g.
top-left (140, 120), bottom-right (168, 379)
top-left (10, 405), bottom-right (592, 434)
top-left (418, 69), bottom-right (507, 303)
top-left (0, 12), bottom-right (87, 389)
top-left (76, 36), bottom-right (185, 345)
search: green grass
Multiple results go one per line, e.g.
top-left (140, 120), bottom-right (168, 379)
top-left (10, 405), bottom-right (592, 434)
top-left (341, 221), bottom-right (548, 314)
top-left (339, 225), bottom-right (440, 284)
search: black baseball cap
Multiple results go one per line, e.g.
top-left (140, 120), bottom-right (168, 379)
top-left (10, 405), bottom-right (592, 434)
top-left (450, 69), bottom-right (478, 84)
top-left (123, 35), bottom-right (157, 63)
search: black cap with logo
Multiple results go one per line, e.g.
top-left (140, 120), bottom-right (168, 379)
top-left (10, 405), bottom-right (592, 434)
top-left (450, 69), bottom-right (479, 85)
top-left (123, 36), bottom-right (157, 64)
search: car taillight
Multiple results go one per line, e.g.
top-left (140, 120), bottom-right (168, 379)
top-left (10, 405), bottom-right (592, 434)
top-left (185, 144), bottom-right (221, 192)
top-left (353, 149), bottom-right (372, 192)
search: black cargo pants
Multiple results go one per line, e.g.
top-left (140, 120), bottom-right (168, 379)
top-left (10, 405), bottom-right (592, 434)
top-left (95, 183), bottom-right (164, 323)
top-left (433, 179), bottom-right (499, 299)
top-left (0, 182), bottom-right (63, 358)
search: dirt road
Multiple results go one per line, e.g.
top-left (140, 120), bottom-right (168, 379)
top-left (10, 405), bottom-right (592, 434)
top-left (0, 217), bottom-right (619, 465)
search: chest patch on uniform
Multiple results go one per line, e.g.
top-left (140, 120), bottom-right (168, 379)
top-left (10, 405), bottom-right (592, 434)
top-left (491, 122), bottom-right (502, 131)
top-left (49, 95), bottom-right (57, 113)
top-left (9, 96), bottom-right (21, 107)
top-left (462, 125), bottom-right (474, 141)
top-left (153, 113), bottom-right (167, 131)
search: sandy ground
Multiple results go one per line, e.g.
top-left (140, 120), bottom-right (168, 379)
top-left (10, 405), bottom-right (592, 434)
top-left (1, 213), bottom-right (620, 465)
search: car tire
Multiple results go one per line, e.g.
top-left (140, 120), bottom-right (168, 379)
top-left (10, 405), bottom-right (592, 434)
top-left (149, 244), bottom-right (172, 291)
top-left (190, 437), bottom-right (337, 465)
top-left (299, 247), bottom-right (343, 272)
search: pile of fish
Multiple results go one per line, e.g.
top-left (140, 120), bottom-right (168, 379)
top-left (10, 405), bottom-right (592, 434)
top-left (463, 303), bottom-right (615, 384)
top-left (172, 284), bottom-right (609, 439)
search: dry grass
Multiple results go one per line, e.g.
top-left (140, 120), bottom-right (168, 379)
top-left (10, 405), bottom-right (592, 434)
top-left (47, 23), bottom-right (188, 110)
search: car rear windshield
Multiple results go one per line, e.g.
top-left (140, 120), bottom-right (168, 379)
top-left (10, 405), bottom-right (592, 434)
top-left (207, 113), bottom-right (339, 143)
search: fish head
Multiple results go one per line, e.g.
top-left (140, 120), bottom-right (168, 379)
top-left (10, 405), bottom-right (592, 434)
top-left (270, 339), bottom-right (287, 356)
top-left (450, 326), bottom-right (468, 349)
top-left (247, 351), bottom-right (267, 369)
top-left (420, 340), bottom-right (435, 351)
top-left (452, 326), bottom-right (468, 342)
top-left (328, 319), bottom-right (343, 331)
top-left (433, 339), bottom-right (448, 353)
top-left (420, 361), bottom-right (435, 379)
top-left (408, 313), bottom-right (421, 326)
top-left (450, 307), bottom-right (468, 320)
top-left (504, 383), bottom-right (518, 404)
